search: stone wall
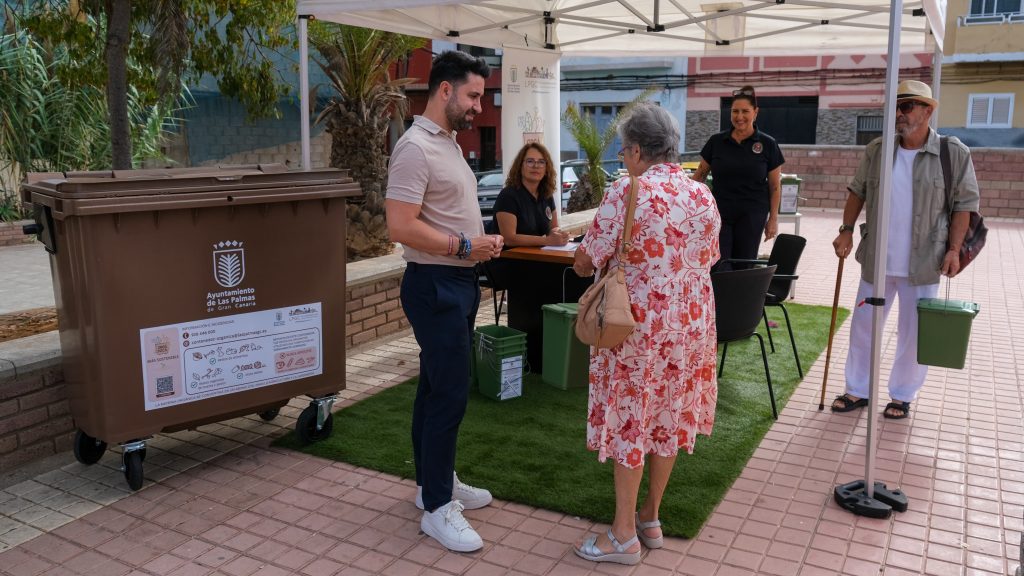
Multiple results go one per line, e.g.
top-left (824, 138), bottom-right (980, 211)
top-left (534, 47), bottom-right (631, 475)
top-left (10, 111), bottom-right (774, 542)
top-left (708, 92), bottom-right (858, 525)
top-left (815, 109), bottom-right (880, 146)
top-left (685, 111), bottom-right (719, 153)
top-left (194, 132), bottom-right (333, 170)
top-left (780, 145), bottom-right (1024, 217)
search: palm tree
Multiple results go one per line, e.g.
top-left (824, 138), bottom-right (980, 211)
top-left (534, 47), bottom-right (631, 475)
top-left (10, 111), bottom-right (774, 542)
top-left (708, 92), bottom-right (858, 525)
top-left (561, 88), bottom-right (657, 212)
top-left (310, 23), bottom-right (425, 258)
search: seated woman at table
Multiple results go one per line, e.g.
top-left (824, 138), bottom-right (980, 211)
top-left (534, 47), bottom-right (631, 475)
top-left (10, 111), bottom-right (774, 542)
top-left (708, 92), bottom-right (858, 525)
top-left (572, 102), bottom-right (721, 566)
top-left (490, 142), bottom-right (570, 247)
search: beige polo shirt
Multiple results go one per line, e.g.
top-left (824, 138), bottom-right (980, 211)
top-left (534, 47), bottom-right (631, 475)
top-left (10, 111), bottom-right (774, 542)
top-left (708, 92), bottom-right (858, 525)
top-left (386, 116), bottom-right (484, 267)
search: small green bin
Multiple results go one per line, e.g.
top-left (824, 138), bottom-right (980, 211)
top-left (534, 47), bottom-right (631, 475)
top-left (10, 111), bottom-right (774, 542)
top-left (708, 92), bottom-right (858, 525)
top-left (541, 303), bottom-right (591, 390)
top-left (473, 325), bottom-right (527, 400)
top-left (780, 174), bottom-right (802, 214)
top-left (917, 298), bottom-right (980, 369)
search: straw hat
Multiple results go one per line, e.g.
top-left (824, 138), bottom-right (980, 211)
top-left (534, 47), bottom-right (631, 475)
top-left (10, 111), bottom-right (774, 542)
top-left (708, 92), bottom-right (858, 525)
top-left (896, 80), bottom-right (938, 108)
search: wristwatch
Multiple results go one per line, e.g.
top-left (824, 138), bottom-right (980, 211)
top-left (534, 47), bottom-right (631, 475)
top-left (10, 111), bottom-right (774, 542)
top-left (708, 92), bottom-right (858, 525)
top-left (838, 224), bottom-right (855, 233)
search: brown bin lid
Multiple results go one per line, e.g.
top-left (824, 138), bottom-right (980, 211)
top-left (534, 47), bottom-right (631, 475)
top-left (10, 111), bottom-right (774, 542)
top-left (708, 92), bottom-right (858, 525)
top-left (22, 164), bottom-right (362, 218)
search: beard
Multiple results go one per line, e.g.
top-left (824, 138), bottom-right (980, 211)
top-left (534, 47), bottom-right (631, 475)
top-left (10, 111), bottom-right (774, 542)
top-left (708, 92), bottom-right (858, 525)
top-left (445, 96), bottom-right (475, 131)
top-left (896, 116), bottom-right (924, 138)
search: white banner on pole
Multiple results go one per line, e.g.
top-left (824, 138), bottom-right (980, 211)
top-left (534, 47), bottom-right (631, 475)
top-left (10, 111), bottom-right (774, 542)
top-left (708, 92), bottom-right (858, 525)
top-left (500, 47), bottom-right (561, 209)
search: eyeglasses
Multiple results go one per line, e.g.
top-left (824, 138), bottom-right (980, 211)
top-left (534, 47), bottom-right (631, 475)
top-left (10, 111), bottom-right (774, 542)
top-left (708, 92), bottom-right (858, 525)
top-left (524, 158), bottom-right (547, 167)
top-left (733, 88), bottom-right (755, 97)
top-left (896, 100), bottom-right (922, 114)
top-left (617, 145), bottom-right (633, 160)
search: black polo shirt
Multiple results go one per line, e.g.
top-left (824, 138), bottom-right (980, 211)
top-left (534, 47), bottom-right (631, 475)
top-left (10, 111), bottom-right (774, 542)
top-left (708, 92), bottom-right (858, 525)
top-left (490, 185), bottom-right (555, 239)
top-left (700, 125), bottom-right (784, 212)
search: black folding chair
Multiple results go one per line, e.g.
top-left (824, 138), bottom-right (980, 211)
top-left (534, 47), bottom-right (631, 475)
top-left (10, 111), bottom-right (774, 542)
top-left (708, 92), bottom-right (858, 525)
top-left (713, 265), bottom-right (779, 419)
top-left (478, 261), bottom-right (508, 321)
top-left (723, 234), bottom-right (807, 379)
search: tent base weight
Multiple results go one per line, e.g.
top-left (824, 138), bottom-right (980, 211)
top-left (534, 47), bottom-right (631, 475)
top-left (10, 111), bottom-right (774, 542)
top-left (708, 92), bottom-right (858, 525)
top-left (834, 480), bottom-right (908, 518)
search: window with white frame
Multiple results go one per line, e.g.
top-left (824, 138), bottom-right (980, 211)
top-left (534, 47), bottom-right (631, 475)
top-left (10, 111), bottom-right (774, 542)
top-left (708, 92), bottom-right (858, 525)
top-left (970, 0), bottom-right (1022, 16)
top-left (967, 93), bottom-right (1014, 128)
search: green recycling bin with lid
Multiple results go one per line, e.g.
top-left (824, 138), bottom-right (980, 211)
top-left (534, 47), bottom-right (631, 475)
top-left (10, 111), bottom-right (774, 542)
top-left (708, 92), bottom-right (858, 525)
top-left (542, 303), bottom-right (591, 390)
top-left (780, 174), bottom-right (802, 214)
top-left (917, 298), bottom-right (980, 369)
top-left (473, 324), bottom-right (527, 400)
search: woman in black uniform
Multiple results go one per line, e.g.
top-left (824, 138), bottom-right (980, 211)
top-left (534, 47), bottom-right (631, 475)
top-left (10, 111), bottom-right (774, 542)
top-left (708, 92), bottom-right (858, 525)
top-left (693, 85), bottom-right (784, 268)
top-left (490, 142), bottom-right (569, 246)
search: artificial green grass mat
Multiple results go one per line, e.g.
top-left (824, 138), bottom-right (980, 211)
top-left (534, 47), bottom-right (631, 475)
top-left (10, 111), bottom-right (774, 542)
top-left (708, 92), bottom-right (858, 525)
top-left (276, 302), bottom-right (849, 538)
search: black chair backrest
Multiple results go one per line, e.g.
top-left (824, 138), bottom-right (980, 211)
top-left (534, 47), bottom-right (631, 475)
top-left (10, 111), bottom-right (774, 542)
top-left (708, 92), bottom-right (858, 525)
top-left (479, 260), bottom-right (510, 291)
top-left (713, 265), bottom-right (777, 342)
top-left (766, 234), bottom-right (806, 300)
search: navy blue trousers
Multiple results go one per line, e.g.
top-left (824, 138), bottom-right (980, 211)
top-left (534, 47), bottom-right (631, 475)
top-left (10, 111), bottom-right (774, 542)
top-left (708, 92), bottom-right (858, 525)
top-left (400, 262), bottom-right (480, 512)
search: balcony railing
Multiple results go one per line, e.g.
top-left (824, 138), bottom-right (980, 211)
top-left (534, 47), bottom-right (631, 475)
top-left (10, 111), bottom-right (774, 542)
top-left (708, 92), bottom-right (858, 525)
top-left (960, 11), bottom-right (1024, 24)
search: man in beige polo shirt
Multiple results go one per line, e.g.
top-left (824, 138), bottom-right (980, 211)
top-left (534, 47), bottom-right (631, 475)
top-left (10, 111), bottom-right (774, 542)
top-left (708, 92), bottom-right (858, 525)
top-left (385, 51), bottom-right (503, 553)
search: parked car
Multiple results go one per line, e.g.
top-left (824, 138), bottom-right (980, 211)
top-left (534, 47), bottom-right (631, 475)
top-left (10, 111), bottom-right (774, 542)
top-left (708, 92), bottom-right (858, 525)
top-left (560, 160), bottom-right (616, 211)
top-left (475, 170), bottom-right (504, 216)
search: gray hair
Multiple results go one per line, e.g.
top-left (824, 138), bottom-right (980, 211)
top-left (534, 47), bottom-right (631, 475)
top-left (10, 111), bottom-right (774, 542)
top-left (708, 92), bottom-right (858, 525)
top-left (618, 102), bottom-right (680, 163)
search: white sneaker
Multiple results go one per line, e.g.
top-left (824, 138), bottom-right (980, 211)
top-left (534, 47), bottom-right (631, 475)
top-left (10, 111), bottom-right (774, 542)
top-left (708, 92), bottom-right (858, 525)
top-left (415, 472), bottom-right (493, 510)
top-left (420, 500), bottom-right (483, 552)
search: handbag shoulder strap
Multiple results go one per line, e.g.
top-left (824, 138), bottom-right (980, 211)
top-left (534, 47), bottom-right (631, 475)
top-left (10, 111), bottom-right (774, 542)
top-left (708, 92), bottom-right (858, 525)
top-left (940, 135), bottom-right (953, 217)
top-left (618, 176), bottom-right (639, 256)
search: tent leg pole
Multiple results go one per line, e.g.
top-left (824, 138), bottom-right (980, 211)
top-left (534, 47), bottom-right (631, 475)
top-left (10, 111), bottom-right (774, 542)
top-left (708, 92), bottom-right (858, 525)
top-left (299, 15), bottom-right (311, 172)
top-left (833, 0), bottom-right (910, 519)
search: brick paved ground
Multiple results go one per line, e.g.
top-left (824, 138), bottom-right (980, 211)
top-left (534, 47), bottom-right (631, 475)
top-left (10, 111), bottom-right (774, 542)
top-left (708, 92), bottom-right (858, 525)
top-left (1, 210), bottom-right (1022, 575)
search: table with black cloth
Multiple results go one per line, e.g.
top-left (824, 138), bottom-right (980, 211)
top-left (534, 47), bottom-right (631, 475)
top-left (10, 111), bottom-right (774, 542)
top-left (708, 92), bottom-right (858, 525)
top-left (492, 247), bottom-right (593, 372)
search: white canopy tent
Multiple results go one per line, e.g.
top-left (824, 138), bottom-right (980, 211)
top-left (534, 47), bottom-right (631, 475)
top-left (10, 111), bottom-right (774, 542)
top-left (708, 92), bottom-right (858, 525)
top-left (297, 0), bottom-right (949, 516)
top-left (297, 0), bottom-right (944, 56)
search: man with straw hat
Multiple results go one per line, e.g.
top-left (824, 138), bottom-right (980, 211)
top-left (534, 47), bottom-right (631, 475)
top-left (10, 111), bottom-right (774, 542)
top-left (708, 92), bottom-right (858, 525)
top-left (830, 79), bottom-right (980, 420)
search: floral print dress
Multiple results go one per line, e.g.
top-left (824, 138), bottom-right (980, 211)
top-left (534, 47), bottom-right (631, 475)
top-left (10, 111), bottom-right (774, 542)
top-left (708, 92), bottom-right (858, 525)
top-left (580, 163), bottom-right (721, 469)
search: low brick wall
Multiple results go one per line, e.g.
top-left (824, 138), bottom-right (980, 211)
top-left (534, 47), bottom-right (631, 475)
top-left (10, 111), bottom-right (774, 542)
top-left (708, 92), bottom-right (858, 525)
top-left (781, 145), bottom-right (1024, 217)
top-left (1, 356), bottom-right (73, 472)
top-left (0, 220), bottom-right (33, 247)
top-left (346, 274), bottom-right (407, 349)
top-left (0, 211), bottom-right (597, 472)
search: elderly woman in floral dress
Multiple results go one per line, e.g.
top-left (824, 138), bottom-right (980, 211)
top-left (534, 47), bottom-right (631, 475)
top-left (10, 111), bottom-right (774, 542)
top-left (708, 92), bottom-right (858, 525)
top-left (572, 102), bottom-right (721, 566)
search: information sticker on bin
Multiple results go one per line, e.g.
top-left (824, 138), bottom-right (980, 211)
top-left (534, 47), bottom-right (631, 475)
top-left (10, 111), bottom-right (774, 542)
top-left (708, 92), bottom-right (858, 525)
top-left (140, 303), bottom-right (324, 411)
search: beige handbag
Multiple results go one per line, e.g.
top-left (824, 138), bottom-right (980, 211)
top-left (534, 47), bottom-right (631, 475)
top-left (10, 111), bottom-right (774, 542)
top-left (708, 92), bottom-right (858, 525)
top-left (574, 176), bottom-right (639, 349)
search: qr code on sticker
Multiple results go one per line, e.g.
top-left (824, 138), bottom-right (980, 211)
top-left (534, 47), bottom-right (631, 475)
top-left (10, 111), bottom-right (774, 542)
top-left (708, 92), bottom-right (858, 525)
top-left (156, 376), bottom-right (174, 397)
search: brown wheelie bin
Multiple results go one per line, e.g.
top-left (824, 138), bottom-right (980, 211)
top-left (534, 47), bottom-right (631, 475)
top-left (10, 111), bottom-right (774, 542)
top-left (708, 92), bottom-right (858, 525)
top-left (20, 165), bottom-right (361, 490)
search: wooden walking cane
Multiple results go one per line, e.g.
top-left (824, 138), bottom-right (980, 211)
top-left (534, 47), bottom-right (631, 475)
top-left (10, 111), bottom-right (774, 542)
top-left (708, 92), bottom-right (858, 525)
top-left (819, 256), bottom-right (845, 410)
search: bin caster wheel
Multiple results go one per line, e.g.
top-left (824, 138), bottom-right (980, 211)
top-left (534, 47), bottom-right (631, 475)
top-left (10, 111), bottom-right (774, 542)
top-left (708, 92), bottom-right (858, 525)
top-left (296, 405), bottom-right (333, 444)
top-left (258, 408), bottom-right (280, 421)
top-left (73, 430), bottom-right (107, 465)
top-left (123, 451), bottom-right (144, 491)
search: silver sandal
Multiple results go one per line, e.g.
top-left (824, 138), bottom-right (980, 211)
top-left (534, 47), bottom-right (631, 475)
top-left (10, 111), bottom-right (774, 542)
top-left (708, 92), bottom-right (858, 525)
top-left (574, 529), bottom-right (641, 565)
top-left (635, 512), bottom-right (664, 549)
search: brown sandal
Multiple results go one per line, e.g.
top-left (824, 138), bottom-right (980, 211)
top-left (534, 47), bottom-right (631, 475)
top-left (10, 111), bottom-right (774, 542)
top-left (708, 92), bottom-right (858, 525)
top-left (831, 394), bottom-right (868, 412)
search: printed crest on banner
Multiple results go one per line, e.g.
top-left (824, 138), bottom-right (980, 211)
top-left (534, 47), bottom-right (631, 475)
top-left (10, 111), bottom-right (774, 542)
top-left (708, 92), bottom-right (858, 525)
top-left (752, 142), bottom-right (763, 154)
top-left (213, 241), bottom-right (246, 288)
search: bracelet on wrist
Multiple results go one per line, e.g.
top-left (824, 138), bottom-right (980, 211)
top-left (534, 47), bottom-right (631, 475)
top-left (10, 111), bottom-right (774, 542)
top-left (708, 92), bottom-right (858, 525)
top-left (456, 233), bottom-right (470, 259)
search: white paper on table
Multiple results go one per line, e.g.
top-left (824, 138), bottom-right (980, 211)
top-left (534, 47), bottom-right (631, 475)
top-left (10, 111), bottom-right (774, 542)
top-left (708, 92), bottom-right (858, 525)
top-left (540, 242), bottom-right (579, 251)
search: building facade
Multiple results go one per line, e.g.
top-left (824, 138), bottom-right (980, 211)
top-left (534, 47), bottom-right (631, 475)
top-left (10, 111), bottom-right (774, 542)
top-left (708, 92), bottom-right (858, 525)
top-left (938, 0), bottom-right (1024, 147)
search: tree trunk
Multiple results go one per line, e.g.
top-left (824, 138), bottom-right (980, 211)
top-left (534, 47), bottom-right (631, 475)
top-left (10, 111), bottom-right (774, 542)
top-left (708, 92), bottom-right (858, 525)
top-left (325, 106), bottom-right (392, 258)
top-left (105, 0), bottom-right (131, 170)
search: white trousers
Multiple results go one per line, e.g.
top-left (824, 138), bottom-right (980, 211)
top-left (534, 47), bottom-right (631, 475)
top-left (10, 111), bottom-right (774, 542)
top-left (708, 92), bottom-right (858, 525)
top-left (844, 277), bottom-right (939, 403)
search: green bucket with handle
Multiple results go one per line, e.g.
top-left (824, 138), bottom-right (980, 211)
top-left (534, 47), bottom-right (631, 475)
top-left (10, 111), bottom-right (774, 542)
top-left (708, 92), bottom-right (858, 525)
top-left (917, 298), bottom-right (980, 369)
